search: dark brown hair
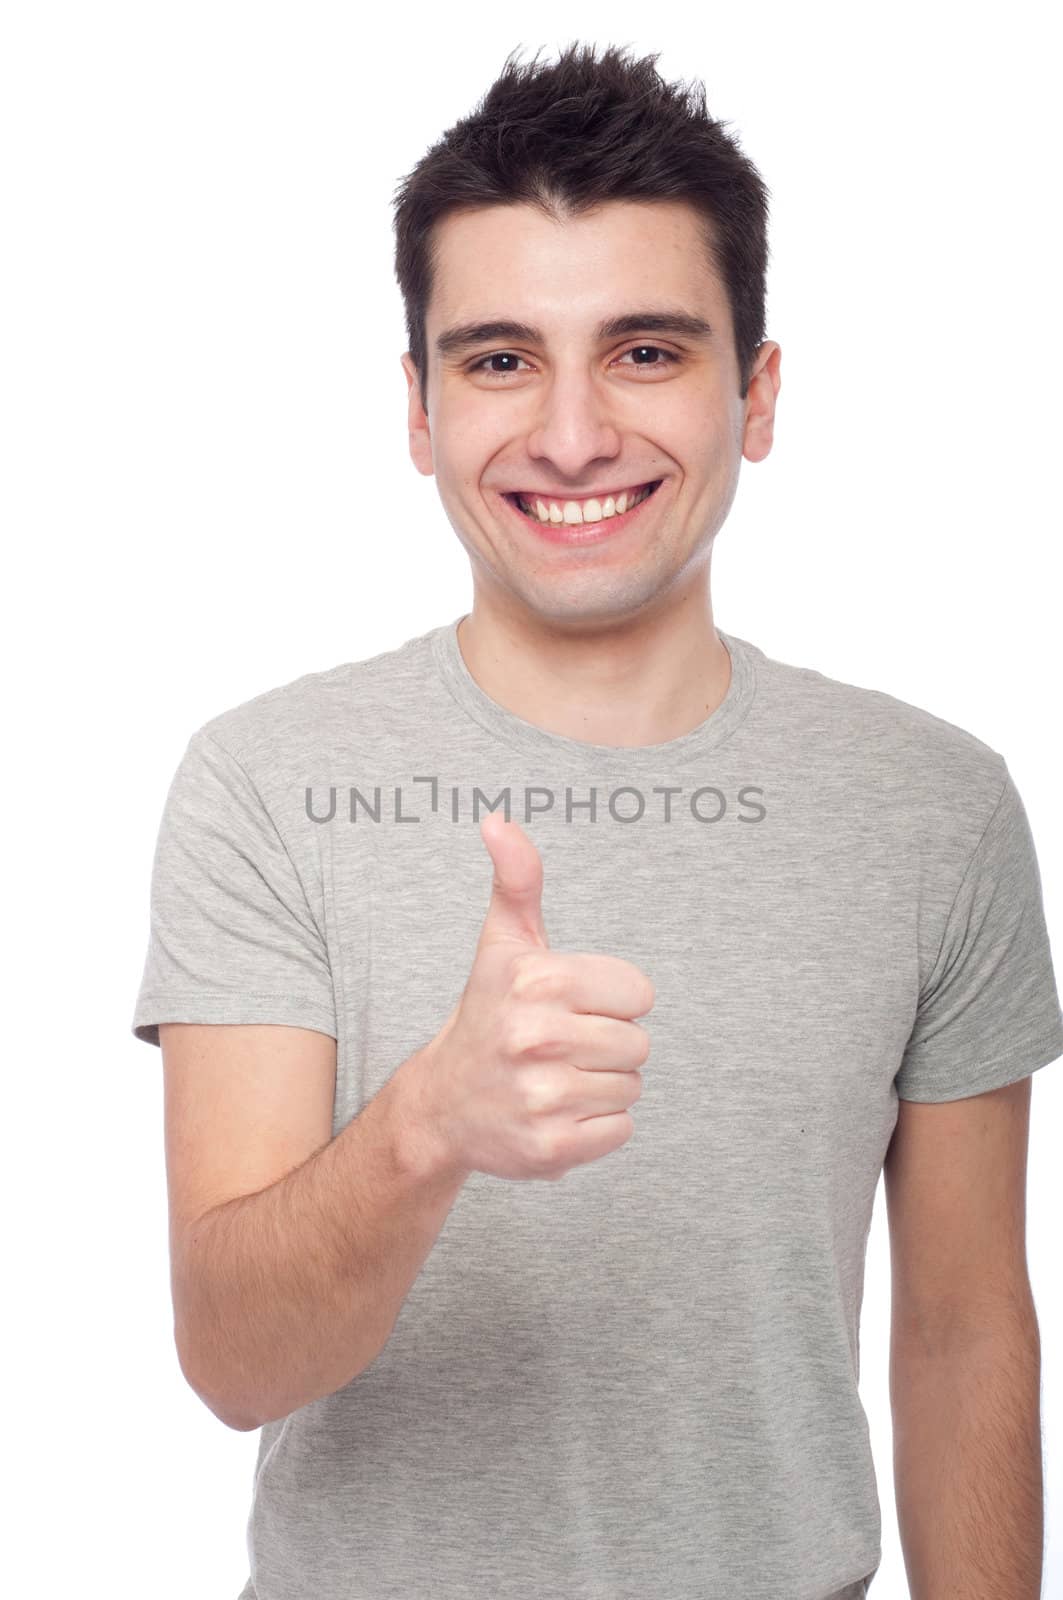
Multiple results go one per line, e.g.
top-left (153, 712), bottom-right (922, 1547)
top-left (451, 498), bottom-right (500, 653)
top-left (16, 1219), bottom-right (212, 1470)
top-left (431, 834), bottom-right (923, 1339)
top-left (391, 40), bottom-right (772, 410)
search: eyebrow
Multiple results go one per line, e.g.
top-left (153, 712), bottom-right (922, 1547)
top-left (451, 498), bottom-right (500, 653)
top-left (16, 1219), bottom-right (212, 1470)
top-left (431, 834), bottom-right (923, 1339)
top-left (435, 309), bottom-right (714, 359)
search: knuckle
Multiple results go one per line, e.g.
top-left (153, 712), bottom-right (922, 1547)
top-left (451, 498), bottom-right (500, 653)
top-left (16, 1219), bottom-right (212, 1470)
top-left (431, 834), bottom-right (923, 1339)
top-left (520, 1069), bottom-right (558, 1116)
top-left (510, 954), bottom-right (566, 1005)
top-left (500, 1014), bottom-right (541, 1060)
top-left (535, 1125), bottom-right (566, 1170)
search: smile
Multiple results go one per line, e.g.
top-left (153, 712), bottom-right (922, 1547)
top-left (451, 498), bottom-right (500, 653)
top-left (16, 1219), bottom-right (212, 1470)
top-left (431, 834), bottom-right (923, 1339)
top-left (501, 479), bottom-right (664, 544)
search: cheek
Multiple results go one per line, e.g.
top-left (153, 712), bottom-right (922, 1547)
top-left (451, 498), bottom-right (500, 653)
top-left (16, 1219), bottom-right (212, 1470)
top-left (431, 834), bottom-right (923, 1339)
top-left (652, 392), bottom-right (727, 459)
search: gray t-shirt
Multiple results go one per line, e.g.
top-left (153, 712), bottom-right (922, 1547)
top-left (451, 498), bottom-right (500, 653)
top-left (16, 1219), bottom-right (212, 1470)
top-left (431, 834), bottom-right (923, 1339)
top-left (131, 616), bottom-right (1063, 1600)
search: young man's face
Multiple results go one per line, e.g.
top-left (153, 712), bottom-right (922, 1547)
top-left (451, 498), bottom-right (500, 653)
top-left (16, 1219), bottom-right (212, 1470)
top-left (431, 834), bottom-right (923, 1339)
top-left (403, 199), bottom-right (780, 630)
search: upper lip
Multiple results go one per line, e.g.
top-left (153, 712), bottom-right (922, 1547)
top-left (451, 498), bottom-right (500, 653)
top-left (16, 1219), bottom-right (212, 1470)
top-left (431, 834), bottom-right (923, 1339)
top-left (504, 479), bottom-right (659, 500)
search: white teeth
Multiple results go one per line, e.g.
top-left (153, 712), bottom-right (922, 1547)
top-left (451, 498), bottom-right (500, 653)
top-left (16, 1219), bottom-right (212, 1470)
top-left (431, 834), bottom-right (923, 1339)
top-left (515, 483), bottom-right (653, 525)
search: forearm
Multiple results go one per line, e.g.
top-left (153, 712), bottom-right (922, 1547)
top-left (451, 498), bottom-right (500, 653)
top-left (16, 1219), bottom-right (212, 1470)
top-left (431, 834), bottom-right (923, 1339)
top-left (175, 1048), bottom-right (471, 1431)
top-left (890, 1319), bottom-right (1043, 1599)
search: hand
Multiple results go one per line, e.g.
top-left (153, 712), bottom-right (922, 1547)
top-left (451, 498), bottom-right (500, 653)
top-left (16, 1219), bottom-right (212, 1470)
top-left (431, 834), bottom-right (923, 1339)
top-left (412, 812), bottom-right (655, 1183)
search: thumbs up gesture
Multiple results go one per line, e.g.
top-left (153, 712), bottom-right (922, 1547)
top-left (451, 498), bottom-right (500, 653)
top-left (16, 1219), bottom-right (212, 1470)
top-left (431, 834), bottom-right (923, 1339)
top-left (411, 813), bottom-right (655, 1183)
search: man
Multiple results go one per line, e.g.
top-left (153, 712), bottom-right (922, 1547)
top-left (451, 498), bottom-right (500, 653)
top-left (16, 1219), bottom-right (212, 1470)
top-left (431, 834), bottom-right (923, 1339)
top-left (131, 41), bottom-right (1062, 1600)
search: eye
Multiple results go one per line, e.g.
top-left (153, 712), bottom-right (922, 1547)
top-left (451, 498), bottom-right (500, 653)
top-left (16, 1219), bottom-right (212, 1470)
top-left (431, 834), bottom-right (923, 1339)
top-left (616, 345), bottom-right (682, 371)
top-left (467, 345), bottom-right (683, 381)
top-left (468, 352), bottom-right (532, 379)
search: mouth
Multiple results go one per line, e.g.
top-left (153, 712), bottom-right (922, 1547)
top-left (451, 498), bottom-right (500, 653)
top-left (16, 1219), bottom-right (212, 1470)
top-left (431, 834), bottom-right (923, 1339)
top-left (499, 479), bottom-right (665, 545)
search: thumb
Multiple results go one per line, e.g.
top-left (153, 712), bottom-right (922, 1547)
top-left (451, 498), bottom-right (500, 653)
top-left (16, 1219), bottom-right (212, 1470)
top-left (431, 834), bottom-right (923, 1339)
top-left (476, 812), bottom-right (549, 952)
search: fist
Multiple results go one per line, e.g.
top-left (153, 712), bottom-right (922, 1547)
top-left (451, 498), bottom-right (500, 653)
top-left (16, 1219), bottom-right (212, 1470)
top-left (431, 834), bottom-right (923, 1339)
top-left (411, 812), bottom-right (655, 1182)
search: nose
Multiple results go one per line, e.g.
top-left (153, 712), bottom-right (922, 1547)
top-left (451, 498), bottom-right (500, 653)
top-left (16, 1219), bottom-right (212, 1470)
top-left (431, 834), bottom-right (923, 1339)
top-left (524, 365), bottom-right (624, 481)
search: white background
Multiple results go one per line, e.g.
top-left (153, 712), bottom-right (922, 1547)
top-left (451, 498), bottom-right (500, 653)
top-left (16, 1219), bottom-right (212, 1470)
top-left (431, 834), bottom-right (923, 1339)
top-left (4, 4), bottom-right (1060, 1596)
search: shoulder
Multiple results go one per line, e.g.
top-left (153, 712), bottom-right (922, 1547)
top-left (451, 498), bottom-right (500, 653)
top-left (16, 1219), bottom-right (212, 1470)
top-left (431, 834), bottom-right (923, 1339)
top-left (745, 636), bottom-right (1009, 833)
top-left (188, 626), bottom-right (438, 775)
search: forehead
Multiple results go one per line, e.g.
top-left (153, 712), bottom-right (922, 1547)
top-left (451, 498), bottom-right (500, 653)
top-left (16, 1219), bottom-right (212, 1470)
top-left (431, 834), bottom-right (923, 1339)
top-left (426, 200), bottom-right (725, 337)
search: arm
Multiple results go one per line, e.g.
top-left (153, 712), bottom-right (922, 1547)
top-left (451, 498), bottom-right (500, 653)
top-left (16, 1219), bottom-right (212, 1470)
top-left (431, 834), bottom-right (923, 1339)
top-left (175, 1038), bottom-right (471, 1432)
top-left (883, 1075), bottom-right (1044, 1598)
top-left (889, 1319), bottom-right (1042, 1600)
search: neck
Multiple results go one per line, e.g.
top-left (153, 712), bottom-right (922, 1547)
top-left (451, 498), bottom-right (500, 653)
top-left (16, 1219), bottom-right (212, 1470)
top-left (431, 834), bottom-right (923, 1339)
top-left (455, 586), bottom-right (732, 749)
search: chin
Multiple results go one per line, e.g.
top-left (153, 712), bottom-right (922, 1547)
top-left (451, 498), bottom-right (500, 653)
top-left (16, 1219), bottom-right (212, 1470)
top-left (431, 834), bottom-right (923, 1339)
top-left (502, 574), bottom-right (669, 631)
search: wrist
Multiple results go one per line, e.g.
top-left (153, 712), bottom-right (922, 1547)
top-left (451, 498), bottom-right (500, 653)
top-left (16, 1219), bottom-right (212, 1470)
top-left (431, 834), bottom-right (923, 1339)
top-left (390, 1040), bottom-right (469, 1190)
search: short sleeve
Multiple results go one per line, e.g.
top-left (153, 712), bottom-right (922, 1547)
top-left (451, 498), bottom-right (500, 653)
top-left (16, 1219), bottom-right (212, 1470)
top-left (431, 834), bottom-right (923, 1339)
top-left (131, 729), bottom-right (337, 1048)
top-left (895, 767), bottom-right (1063, 1101)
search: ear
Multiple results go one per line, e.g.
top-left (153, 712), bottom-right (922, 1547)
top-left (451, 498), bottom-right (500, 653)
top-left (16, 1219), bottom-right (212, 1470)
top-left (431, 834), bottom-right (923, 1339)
top-left (742, 340), bottom-right (782, 465)
top-left (401, 352), bottom-right (434, 478)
